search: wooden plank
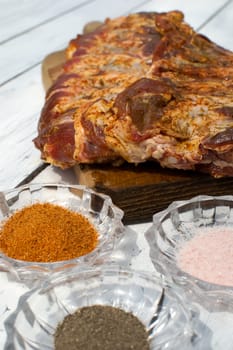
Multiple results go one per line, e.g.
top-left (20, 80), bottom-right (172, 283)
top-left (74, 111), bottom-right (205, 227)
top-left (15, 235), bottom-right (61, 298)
top-left (0, 0), bottom-right (92, 43)
top-left (0, 0), bottom-right (152, 85)
top-left (199, 0), bottom-right (233, 51)
top-left (0, 65), bottom-right (44, 191)
top-left (132, 0), bottom-right (229, 29)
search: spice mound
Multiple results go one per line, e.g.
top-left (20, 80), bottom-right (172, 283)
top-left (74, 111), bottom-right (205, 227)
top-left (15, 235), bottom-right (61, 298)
top-left (54, 305), bottom-right (150, 350)
top-left (0, 203), bottom-right (98, 262)
top-left (177, 226), bottom-right (233, 286)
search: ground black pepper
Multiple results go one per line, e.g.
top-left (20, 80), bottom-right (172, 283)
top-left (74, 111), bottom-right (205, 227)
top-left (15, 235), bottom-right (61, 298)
top-left (54, 305), bottom-right (150, 350)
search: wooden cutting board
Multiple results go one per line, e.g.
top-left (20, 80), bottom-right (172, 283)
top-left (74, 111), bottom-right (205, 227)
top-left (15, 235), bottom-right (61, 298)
top-left (74, 163), bottom-right (233, 224)
top-left (42, 24), bottom-right (233, 225)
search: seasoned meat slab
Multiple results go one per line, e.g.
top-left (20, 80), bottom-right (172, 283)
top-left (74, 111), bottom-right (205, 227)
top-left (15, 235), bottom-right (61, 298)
top-left (34, 11), bottom-right (233, 177)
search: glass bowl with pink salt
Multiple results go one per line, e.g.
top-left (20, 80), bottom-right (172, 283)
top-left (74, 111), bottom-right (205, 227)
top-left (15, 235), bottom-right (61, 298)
top-left (0, 183), bottom-right (125, 284)
top-left (4, 266), bottom-right (209, 350)
top-left (145, 195), bottom-right (233, 311)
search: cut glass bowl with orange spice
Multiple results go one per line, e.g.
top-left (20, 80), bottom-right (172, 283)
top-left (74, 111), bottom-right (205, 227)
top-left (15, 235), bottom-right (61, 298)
top-left (0, 183), bottom-right (124, 282)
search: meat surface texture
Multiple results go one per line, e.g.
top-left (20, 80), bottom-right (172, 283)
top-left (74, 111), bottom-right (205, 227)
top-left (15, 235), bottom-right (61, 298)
top-left (34, 11), bottom-right (233, 177)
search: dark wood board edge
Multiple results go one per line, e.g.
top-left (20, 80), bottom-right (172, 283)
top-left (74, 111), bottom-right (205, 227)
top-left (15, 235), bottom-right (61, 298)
top-left (93, 176), bottom-right (233, 225)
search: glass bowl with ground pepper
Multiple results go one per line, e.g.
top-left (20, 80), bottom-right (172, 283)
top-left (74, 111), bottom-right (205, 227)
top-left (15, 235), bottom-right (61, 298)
top-left (4, 265), bottom-right (209, 350)
top-left (0, 183), bottom-right (124, 281)
top-left (145, 195), bottom-right (233, 312)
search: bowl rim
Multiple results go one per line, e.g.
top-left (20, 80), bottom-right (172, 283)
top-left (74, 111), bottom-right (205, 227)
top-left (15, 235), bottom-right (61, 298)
top-left (145, 194), bottom-right (233, 309)
top-left (3, 265), bottom-right (203, 350)
top-left (0, 183), bottom-right (124, 272)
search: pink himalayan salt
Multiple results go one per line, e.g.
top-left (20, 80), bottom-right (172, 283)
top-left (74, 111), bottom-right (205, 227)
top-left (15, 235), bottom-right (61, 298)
top-left (177, 226), bottom-right (233, 286)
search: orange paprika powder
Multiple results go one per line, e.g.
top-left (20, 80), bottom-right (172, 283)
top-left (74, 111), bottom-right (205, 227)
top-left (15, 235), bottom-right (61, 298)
top-left (0, 202), bottom-right (98, 262)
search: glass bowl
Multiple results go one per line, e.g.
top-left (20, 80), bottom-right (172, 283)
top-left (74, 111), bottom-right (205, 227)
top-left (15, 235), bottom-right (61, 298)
top-left (145, 195), bottom-right (233, 311)
top-left (4, 266), bottom-right (208, 350)
top-left (0, 183), bottom-right (124, 283)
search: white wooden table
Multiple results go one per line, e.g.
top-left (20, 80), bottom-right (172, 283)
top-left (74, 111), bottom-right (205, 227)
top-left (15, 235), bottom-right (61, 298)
top-left (0, 0), bottom-right (233, 348)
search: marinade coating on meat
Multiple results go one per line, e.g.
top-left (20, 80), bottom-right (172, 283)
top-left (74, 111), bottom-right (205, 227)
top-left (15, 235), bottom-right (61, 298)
top-left (34, 11), bottom-right (233, 177)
